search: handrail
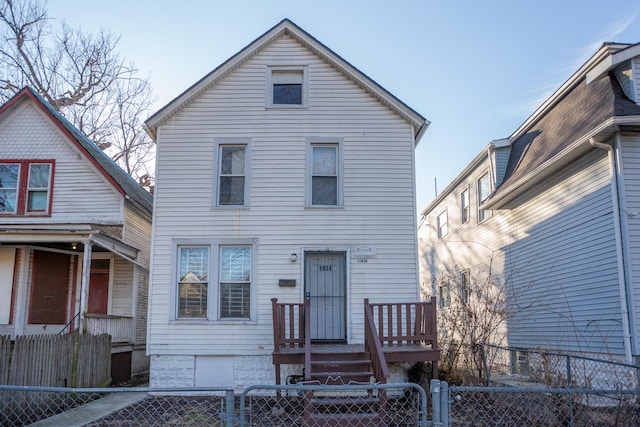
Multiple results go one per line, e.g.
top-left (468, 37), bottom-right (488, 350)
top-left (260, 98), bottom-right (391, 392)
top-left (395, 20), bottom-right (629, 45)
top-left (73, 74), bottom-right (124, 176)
top-left (58, 312), bottom-right (81, 335)
top-left (364, 298), bottom-right (389, 382)
top-left (304, 297), bottom-right (311, 381)
top-left (368, 298), bottom-right (438, 347)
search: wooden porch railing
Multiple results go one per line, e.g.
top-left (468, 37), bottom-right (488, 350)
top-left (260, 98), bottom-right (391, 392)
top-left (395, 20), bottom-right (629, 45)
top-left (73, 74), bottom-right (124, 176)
top-left (364, 298), bottom-right (389, 383)
top-left (84, 314), bottom-right (135, 343)
top-left (367, 297), bottom-right (438, 348)
top-left (271, 298), bottom-right (306, 350)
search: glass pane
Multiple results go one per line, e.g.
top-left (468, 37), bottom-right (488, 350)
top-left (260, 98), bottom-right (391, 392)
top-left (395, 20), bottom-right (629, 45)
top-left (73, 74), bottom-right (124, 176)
top-left (0, 189), bottom-right (16, 213)
top-left (478, 174), bottom-right (490, 202)
top-left (220, 282), bottom-right (250, 318)
top-left (312, 176), bottom-right (337, 205)
top-left (179, 282), bottom-right (207, 318)
top-left (221, 247), bottom-right (251, 281)
top-left (179, 247), bottom-right (209, 282)
top-left (312, 147), bottom-right (336, 175)
top-left (0, 164), bottom-right (19, 188)
top-left (221, 146), bottom-right (245, 175)
top-left (273, 84), bottom-right (302, 104)
top-left (29, 164), bottom-right (50, 188)
top-left (28, 191), bottom-right (47, 211)
top-left (219, 177), bottom-right (245, 205)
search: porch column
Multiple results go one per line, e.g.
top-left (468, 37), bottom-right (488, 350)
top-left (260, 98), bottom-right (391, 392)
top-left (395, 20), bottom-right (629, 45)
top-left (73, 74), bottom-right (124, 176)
top-left (78, 242), bottom-right (92, 333)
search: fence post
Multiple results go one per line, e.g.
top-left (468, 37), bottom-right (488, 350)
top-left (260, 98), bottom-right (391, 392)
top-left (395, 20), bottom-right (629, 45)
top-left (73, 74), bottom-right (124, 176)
top-left (225, 389), bottom-right (235, 427)
top-left (430, 379), bottom-right (441, 425)
top-left (481, 344), bottom-right (490, 385)
top-left (440, 380), bottom-right (449, 427)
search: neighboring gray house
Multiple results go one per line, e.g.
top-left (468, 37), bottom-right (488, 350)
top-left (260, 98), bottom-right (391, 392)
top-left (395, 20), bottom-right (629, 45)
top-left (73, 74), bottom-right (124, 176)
top-left (0, 87), bottom-right (153, 383)
top-left (419, 42), bottom-right (640, 364)
top-left (145, 19), bottom-right (432, 390)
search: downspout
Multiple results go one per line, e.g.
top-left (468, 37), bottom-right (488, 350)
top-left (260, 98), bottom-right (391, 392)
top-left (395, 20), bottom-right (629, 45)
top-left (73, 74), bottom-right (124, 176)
top-left (590, 137), bottom-right (633, 362)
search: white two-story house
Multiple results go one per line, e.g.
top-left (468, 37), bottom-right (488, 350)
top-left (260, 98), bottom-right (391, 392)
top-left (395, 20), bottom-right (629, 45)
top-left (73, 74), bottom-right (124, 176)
top-left (145, 19), bottom-right (432, 389)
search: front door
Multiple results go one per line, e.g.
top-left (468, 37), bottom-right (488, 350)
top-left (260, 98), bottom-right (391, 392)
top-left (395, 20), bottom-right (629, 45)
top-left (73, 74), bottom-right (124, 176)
top-left (305, 252), bottom-right (346, 341)
top-left (30, 250), bottom-right (70, 324)
top-left (88, 259), bottom-right (110, 314)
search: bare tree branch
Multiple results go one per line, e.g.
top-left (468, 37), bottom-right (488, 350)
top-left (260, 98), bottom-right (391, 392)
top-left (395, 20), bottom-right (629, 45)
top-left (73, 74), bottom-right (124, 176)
top-left (0, 0), bottom-right (155, 187)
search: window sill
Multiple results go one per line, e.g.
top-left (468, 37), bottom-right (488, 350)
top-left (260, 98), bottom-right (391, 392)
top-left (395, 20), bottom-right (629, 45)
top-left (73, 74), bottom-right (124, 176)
top-left (211, 205), bottom-right (250, 210)
top-left (170, 318), bottom-right (257, 325)
top-left (266, 104), bottom-right (309, 110)
top-left (304, 205), bottom-right (344, 210)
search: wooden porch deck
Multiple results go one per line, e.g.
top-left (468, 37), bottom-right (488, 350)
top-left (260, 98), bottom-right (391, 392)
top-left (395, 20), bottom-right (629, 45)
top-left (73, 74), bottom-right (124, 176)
top-left (271, 297), bottom-right (441, 385)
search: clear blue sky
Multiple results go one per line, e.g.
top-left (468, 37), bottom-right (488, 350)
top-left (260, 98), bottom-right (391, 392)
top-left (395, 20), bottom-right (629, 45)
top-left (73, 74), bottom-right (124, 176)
top-left (48, 0), bottom-right (640, 212)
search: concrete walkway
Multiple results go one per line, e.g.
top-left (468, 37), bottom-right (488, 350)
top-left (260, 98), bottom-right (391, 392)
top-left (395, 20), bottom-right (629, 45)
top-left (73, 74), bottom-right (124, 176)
top-left (29, 391), bottom-right (148, 427)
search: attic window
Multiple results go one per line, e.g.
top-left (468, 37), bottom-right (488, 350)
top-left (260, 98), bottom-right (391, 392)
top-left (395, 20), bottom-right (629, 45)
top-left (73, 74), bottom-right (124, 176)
top-left (268, 67), bottom-right (307, 107)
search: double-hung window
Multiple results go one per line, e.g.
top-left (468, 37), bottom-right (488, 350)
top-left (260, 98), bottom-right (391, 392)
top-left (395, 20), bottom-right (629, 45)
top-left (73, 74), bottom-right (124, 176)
top-left (460, 188), bottom-right (470, 224)
top-left (175, 241), bottom-right (254, 320)
top-left (215, 140), bottom-right (250, 207)
top-left (178, 246), bottom-right (209, 318)
top-left (0, 160), bottom-right (53, 215)
top-left (220, 246), bottom-right (251, 318)
top-left (477, 172), bottom-right (492, 222)
top-left (308, 138), bottom-right (342, 207)
top-left (437, 210), bottom-right (448, 238)
top-left (268, 66), bottom-right (307, 107)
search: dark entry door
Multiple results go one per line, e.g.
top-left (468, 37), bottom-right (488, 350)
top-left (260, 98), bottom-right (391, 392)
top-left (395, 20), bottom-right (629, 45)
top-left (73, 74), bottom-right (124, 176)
top-left (30, 250), bottom-right (70, 324)
top-left (305, 252), bottom-right (346, 341)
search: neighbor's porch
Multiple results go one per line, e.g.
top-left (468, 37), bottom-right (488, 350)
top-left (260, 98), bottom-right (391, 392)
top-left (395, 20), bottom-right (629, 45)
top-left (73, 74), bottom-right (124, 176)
top-left (271, 297), bottom-right (441, 385)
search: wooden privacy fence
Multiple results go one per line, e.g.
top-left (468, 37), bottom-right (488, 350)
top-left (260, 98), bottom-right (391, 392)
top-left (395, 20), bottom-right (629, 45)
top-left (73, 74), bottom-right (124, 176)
top-left (0, 333), bottom-right (111, 387)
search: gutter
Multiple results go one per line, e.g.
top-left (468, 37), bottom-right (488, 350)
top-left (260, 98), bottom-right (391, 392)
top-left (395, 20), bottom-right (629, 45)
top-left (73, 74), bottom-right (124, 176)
top-left (589, 137), bottom-right (633, 362)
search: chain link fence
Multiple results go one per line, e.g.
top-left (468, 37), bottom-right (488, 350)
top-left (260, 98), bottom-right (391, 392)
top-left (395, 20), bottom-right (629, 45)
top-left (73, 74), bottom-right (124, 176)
top-left (481, 344), bottom-right (640, 390)
top-left (1, 383), bottom-right (426, 426)
top-left (241, 382), bottom-right (428, 426)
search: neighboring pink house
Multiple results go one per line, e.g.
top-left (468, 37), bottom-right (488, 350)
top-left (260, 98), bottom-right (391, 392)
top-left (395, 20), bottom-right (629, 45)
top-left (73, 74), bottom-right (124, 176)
top-left (0, 87), bottom-right (153, 383)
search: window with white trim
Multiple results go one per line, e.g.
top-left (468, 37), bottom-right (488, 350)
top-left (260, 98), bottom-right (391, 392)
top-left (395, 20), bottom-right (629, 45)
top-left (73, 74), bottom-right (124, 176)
top-left (477, 172), bottom-right (492, 222)
top-left (215, 141), bottom-right (250, 206)
top-left (460, 188), bottom-right (470, 224)
top-left (437, 210), bottom-right (448, 238)
top-left (439, 282), bottom-right (450, 308)
top-left (0, 160), bottom-right (53, 215)
top-left (307, 139), bottom-right (342, 207)
top-left (268, 66), bottom-right (307, 107)
top-left (178, 246), bottom-right (209, 318)
top-left (175, 241), bottom-right (254, 320)
top-left (219, 246), bottom-right (251, 318)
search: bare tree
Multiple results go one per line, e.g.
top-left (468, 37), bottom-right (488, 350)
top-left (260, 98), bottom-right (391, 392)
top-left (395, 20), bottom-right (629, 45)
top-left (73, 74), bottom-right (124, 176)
top-left (0, 0), bottom-right (155, 186)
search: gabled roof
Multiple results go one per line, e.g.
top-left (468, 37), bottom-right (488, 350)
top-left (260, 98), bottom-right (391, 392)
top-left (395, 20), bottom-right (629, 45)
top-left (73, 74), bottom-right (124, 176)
top-left (484, 43), bottom-right (640, 208)
top-left (0, 87), bottom-right (153, 213)
top-left (145, 18), bottom-right (429, 143)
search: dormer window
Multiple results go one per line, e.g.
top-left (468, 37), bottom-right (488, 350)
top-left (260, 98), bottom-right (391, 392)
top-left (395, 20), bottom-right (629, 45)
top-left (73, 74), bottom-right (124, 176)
top-left (0, 160), bottom-right (53, 215)
top-left (268, 66), bottom-right (307, 107)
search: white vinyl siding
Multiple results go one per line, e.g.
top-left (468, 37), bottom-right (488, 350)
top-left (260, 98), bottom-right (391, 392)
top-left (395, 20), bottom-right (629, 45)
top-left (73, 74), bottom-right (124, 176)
top-left (619, 134), bottom-right (640, 355)
top-left (419, 150), bottom-right (626, 356)
top-left (149, 34), bottom-right (419, 355)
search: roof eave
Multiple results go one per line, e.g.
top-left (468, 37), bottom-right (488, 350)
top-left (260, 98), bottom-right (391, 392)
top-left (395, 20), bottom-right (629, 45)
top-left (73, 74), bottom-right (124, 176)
top-left (483, 116), bottom-right (640, 209)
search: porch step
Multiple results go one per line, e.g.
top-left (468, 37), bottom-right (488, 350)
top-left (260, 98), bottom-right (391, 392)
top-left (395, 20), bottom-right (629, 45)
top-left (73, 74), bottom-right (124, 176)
top-left (309, 351), bottom-right (374, 385)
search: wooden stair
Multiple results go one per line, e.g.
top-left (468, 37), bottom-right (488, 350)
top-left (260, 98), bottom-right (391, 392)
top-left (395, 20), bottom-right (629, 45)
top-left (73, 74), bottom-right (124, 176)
top-left (304, 349), bottom-right (387, 426)
top-left (309, 350), bottom-right (374, 385)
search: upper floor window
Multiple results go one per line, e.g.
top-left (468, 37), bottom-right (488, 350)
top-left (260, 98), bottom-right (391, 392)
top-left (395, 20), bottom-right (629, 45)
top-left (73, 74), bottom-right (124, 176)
top-left (437, 209), bottom-right (448, 238)
top-left (0, 160), bottom-right (53, 215)
top-left (460, 188), bottom-right (470, 224)
top-left (268, 66), bottom-right (307, 107)
top-left (215, 140), bottom-right (250, 207)
top-left (477, 172), bottom-right (492, 222)
top-left (307, 138), bottom-right (343, 207)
